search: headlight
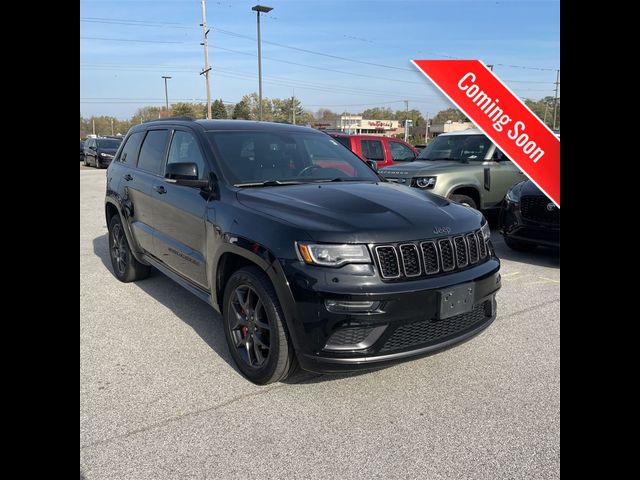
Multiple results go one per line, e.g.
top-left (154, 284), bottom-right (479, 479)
top-left (505, 182), bottom-right (524, 203)
top-left (99, 152), bottom-right (114, 158)
top-left (481, 221), bottom-right (491, 242)
top-left (414, 176), bottom-right (436, 189)
top-left (296, 243), bottom-right (371, 267)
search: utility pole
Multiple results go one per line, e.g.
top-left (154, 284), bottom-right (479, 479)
top-left (543, 102), bottom-right (549, 126)
top-left (111, 118), bottom-right (114, 136)
top-left (425, 112), bottom-right (429, 142)
top-left (552, 69), bottom-right (560, 130)
top-left (161, 76), bottom-right (172, 114)
top-left (404, 100), bottom-right (409, 142)
top-left (92, 119), bottom-right (96, 136)
top-left (252, 5), bottom-right (273, 121)
top-left (200, 0), bottom-right (212, 119)
top-left (291, 88), bottom-right (296, 125)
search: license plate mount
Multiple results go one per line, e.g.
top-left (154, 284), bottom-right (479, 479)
top-left (437, 282), bottom-right (475, 320)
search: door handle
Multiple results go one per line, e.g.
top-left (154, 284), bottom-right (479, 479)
top-left (153, 185), bottom-right (167, 194)
top-left (123, 174), bottom-right (133, 181)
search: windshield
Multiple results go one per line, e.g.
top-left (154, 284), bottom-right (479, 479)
top-left (418, 134), bottom-right (492, 161)
top-left (96, 139), bottom-right (122, 149)
top-left (206, 131), bottom-right (380, 186)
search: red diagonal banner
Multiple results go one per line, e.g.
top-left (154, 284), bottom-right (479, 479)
top-left (412, 60), bottom-right (560, 207)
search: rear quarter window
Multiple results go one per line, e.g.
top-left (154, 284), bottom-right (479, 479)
top-left (117, 132), bottom-right (145, 166)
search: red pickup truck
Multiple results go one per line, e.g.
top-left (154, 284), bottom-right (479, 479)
top-left (328, 133), bottom-right (420, 168)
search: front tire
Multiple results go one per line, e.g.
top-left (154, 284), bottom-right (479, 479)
top-left (223, 266), bottom-right (298, 385)
top-left (95, 156), bottom-right (101, 169)
top-left (449, 194), bottom-right (478, 210)
top-left (107, 214), bottom-right (151, 282)
top-left (83, 154), bottom-right (88, 166)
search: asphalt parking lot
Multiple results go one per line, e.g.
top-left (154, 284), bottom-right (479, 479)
top-left (80, 166), bottom-right (559, 480)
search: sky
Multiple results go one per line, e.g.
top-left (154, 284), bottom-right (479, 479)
top-left (80, 0), bottom-right (560, 120)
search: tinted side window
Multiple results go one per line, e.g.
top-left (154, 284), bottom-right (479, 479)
top-left (360, 140), bottom-right (384, 161)
top-left (389, 141), bottom-right (416, 161)
top-left (137, 130), bottom-right (169, 175)
top-left (334, 136), bottom-right (351, 149)
top-left (166, 131), bottom-right (206, 179)
top-left (117, 132), bottom-right (145, 165)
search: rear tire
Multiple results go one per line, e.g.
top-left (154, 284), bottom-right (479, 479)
top-left (107, 214), bottom-right (151, 282)
top-left (223, 266), bottom-right (298, 385)
top-left (83, 154), bottom-right (88, 166)
top-left (449, 194), bottom-right (477, 210)
top-left (95, 157), bottom-right (101, 169)
top-left (504, 236), bottom-right (537, 252)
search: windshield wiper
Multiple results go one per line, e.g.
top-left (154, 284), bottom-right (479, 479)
top-left (234, 180), bottom-right (303, 188)
top-left (311, 177), bottom-right (350, 183)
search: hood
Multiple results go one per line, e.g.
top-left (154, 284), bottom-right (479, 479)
top-left (236, 181), bottom-right (484, 244)
top-left (520, 180), bottom-right (546, 198)
top-left (380, 160), bottom-right (473, 177)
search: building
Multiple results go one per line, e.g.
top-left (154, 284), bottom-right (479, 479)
top-left (429, 121), bottom-right (475, 137)
top-left (326, 115), bottom-right (402, 137)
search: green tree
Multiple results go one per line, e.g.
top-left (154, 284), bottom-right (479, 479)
top-left (232, 99), bottom-right (251, 119)
top-left (524, 96), bottom-right (559, 129)
top-left (171, 102), bottom-right (198, 118)
top-left (361, 107), bottom-right (394, 119)
top-left (211, 99), bottom-right (228, 119)
top-left (242, 93), bottom-right (274, 121)
top-left (315, 108), bottom-right (339, 122)
top-left (273, 96), bottom-right (305, 123)
top-left (431, 108), bottom-right (469, 124)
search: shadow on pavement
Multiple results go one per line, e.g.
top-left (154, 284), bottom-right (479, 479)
top-left (491, 232), bottom-right (560, 269)
top-left (93, 234), bottom-right (236, 371)
top-left (92, 234), bottom-right (376, 385)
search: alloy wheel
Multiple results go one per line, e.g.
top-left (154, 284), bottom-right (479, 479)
top-left (110, 224), bottom-right (128, 275)
top-left (229, 285), bottom-right (271, 368)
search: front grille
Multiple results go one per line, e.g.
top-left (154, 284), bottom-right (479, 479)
top-left (399, 244), bottom-right (421, 277)
top-left (466, 233), bottom-right (479, 263)
top-left (380, 302), bottom-right (489, 352)
top-left (453, 236), bottom-right (468, 268)
top-left (421, 241), bottom-right (439, 274)
top-left (327, 326), bottom-right (375, 347)
top-left (375, 246), bottom-right (400, 279)
top-left (521, 196), bottom-right (560, 224)
top-left (438, 238), bottom-right (455, 272)
top-left (374, 230), bottom-right (489, 281)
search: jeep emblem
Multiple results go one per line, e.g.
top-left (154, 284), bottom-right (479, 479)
top-left (433, 226), bottom-right (451, 235)
top-left (546, 202), bottom-right (555, 211)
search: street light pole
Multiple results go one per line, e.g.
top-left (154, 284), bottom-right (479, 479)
top-left (161, 76), bottom-right (172, 115)
top-left (252, 5), bottom-right (273, 121)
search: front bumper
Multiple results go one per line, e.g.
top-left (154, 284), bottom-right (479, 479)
top-left (500, 200), bottom-right (560, 247)
top-left (279, 253), bottom-right (501, 374)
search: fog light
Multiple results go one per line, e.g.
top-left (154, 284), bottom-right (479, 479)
top-left (325, 300), bottom-right (381, 313)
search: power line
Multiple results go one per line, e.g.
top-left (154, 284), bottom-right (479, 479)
top-left (80, 17), bottom-right (559, 72)
top-left (80, 36), bottom-right (187, 44)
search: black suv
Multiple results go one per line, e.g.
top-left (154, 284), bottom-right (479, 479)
top-left (84, 137), bottom-right (123, 168)
top-left (105, 119), bottom-right (501, 384)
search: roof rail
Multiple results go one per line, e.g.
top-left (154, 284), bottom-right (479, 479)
top-left (143, 116), bottom-right (194, 123)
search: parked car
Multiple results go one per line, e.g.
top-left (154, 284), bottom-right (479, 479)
top-left (83, 137), bottom-right (123, 168)
top-left (378, 129), bottom-right (525, 213)
top-left (80, 140), bottom-right (85, 162)
top-left (105, 119), bottom-right (501, 384)
top-left (414, 143), bottom-right (427, 152)
top-left (328, 133), bottom-right (420, 168)
top-left (500, 179), bottom-right (559, 250)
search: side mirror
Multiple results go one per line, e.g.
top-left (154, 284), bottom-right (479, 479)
top-left (366, 159), bottom-right (378, 171)
top-left (165, 162), bottom-right (209, 188)
top-left (90, 145), bottom-right (97, 150)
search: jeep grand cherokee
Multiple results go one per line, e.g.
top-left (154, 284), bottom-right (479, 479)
top-left (105, 119), bottom-right (501, 384)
